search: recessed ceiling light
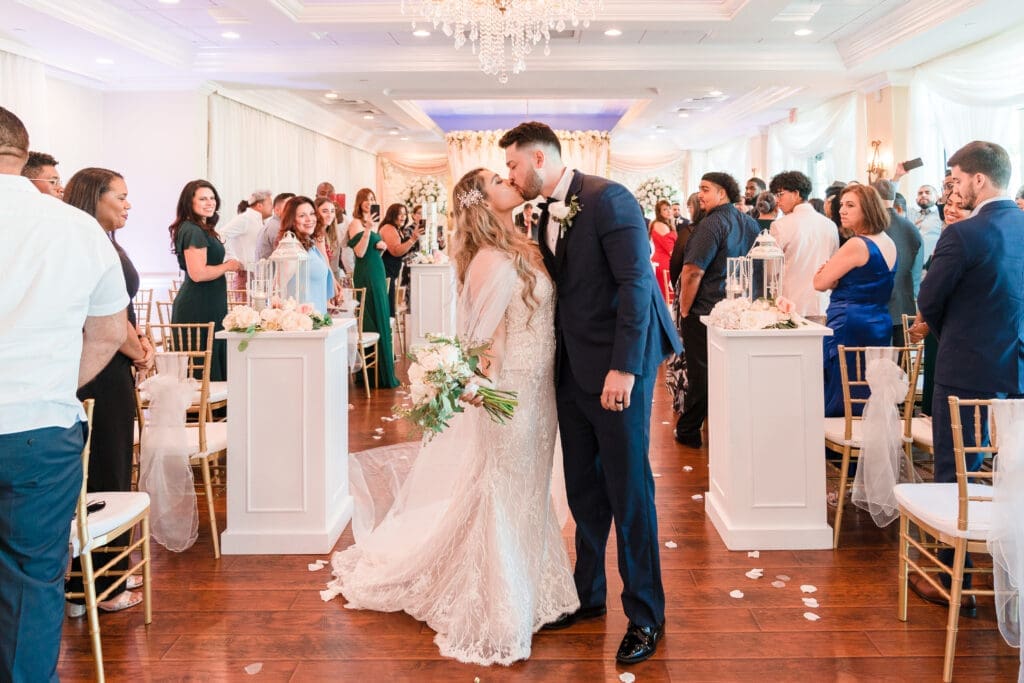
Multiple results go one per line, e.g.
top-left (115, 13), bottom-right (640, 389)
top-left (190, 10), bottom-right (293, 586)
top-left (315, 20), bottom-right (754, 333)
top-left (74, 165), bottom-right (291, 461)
top-left (708, 89), bottom-right (723, 97)
top-left (324, 92), bottom-right (339, 100)
top-left (158, 0), bottom-right (180, 4)
top-left (794, 28), bottom-right (813, 37)
top-left (388, 130), bottom-right (399, 135)
top-left (363, 113), bottom-right (375, 120)
top-left (678, 111), bottom-right (690, 118)
top-left (412, 29), bottom-right (431, 38)
top-left (656, 127), bottom-right (667, 134)
top-left (221, 31), bottom-right (240, 40)
top-left (400, 136), bottom-right (409, 141)
top-left (95, 57), bottom-right (114, 65)
top-left (604, 29), bottom-right (622, 37)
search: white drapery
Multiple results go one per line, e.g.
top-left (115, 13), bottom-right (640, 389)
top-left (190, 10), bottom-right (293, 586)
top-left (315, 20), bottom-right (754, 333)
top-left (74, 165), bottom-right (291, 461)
top-left (908, 26), bottom-right (1024, 190)
top-left (378, 155), bottom-right (451, 211)
top-left (445, 129), bottom-right (610, 186)
top-left (990, 399), bottom-right (1024, 679)
top-left (208, 94), bottom-right (377, 211)
top-left (609, 149), bottom-right (689, 205)
top-left (690, 137), bottom-right (751, 193)
top-left (1, 51), bottom-right (50, 151)
top-left (767, 92), bottom-right (862, 187)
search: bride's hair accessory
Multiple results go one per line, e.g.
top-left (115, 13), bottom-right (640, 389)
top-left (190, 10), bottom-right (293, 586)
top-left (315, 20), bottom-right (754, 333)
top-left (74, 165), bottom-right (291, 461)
top-left (457, 188), bottom-right (484, 209)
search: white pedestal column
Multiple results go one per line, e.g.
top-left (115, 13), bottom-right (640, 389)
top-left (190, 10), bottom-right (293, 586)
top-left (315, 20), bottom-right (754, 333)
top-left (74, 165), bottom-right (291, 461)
top-left (701, 319), bottom-right (834, 550)
top-left (216, 320), bottom-right (355, 555)
top-left (409, 262), bottom-right (457, 347)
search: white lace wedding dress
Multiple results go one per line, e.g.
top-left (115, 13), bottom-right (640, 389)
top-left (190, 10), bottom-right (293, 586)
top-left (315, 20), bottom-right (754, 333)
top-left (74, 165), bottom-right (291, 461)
top-left (321, 248), bottom-right (579, 666)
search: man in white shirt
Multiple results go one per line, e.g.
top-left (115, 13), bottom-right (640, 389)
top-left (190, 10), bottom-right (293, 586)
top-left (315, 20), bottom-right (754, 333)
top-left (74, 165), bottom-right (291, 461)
top-left (218, 189), bottom-right (272, 269)
top-left (768, 171), bottom-right (839, 320)
top-left (0, 107), bottom-right (128, 682)
top-left (911, 184), bottom-right (943, 260)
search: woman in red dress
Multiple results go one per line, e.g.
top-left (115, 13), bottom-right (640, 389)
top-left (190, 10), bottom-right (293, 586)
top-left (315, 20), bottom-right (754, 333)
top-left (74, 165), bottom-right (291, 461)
top-left (649, 199), bottom-right (677, 302)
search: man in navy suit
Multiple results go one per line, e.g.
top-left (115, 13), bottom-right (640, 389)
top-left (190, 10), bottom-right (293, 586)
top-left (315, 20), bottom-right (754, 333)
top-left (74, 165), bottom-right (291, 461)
top-left (915, 140), bottom-right (1024, 610)
top-left (500, 122), bottom-right (681, 664)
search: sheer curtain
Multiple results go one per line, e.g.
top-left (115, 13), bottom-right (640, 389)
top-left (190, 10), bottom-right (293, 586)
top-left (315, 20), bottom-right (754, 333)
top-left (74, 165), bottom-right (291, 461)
top-left (0, 50), bottom-right (50, 150)
top-left (208, 94), bottom-right (376, 209)
top-left (690, 137), bottom-right (751, 189)
top-left (610, 150), bottom-right (689, 199)
top-left (378, 154), bottom-right (451, 208)
top-left (908, 26), bottom-right (1024, 189)
top-left (767, 93), bottom-right (861, 185)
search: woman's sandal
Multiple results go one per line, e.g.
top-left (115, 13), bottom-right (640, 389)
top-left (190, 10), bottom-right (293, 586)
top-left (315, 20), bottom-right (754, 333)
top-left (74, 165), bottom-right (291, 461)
top-left (98, 590), bottom-right (143, 613)
top-left (126, 574), bottom-right (143, 590)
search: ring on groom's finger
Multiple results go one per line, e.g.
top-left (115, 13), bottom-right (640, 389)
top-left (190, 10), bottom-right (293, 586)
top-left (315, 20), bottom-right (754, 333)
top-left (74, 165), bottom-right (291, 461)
top-left (614, 399), bottom-right (624, 405)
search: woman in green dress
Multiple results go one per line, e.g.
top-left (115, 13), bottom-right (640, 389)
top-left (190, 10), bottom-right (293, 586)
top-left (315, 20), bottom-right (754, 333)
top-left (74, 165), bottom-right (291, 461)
top-left (169, 179), bottom-right (241, 381)
top-left (347, 187), bottom-right (399, 388)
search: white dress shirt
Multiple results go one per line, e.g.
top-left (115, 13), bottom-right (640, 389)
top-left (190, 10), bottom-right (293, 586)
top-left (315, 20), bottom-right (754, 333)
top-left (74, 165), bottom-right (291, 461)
top-left (911, 206), bottom-right (943, 260)
top-left (0, 174), bottom-right (128, 433)
top-left (769, 202), bottom-right (839, 317)
top-left (218, 207), bottom-right (265, 266)
top-left (544, 167), bottom-right (575, 254)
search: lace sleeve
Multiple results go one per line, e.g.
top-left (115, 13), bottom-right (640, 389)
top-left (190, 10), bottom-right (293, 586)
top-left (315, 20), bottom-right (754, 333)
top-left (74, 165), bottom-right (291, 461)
top-left (457, 249), bottom-right (517, 378)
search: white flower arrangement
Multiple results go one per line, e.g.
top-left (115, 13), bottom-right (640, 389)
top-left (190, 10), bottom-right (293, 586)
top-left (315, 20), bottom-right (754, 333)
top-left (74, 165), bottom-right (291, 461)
top-left (400, 176), bottom-right (447, 215)
top-left (223, 296), bottom-right (332, 350)
top-left (409, 250), bottom-right (450, 265)
top-left (634, 176), bottom-right (680, 214)
top-left (706, 296), bottom-right (802, 330)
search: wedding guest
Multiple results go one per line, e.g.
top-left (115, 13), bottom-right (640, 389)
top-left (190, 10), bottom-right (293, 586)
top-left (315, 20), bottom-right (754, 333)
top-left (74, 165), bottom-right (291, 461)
top-left (380, 202), bottom-right (424, 313)
top-left (744, 176), bottom-right (766, 217)
top-left (671, 201), bottom-right (690, 231)
top-left (872, 179), bottom-right (923, 345)
top-left (893, 193), bottom-right (907, 217)
top-left (915, 140), bottom-right (1024, 610)
top-left (255, 192), bottom-right (295, 261)
top-left (649, 199), bottom-right (677, 302)
top-left (824, 181), bottom-right (849, 244)
top-left (912, 184), bottom-right (943, 260)
top-left (219, 189), bottom-right (272, 279)
top-left (669, 192), bottom-right (704, 288)
top-left (347, 188), bottom-right (399, 388)
top-left (0, 107), bottom-right (127, 683)
top-left (169, 179), bottom-right (241, 381)
top-left (754, 190), bottom-right (777, 231)
top-left (21, 150), bottom-right (63, 198)
top-left (813, 184), bottom-right (896, 417)
top-left (63, 167), bottom-right (154, 616)
top-left (279, 196), bottom-right (334, 315)
top-left (316, 196), bottom-right (344, 284)
top-left (666, 192), bottom-right (703, 418)
top-left (809, 197), bottom-right (826, 214)
top-left (769, 170), bottom-right (839, 321)
top-left (316, 181), bottom-right (335, 199)
top-left (676, 172), bottom-right (759, 447)
top-left (1015, 184), bottom-right (1024, 210)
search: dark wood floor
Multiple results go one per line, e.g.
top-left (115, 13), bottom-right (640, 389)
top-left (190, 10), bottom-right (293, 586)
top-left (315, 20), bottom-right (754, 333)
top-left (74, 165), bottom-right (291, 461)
top-left (57, 368), bottom-right (1019, 682)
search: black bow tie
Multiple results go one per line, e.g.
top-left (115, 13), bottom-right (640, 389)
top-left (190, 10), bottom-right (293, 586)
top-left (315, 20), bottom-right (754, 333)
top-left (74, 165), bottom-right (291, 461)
top-left (537, 196), bottom-right (559, 212)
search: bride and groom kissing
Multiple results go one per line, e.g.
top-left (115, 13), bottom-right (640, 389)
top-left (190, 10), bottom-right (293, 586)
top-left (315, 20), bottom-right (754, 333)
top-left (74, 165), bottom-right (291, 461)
top-left (322, 121), bottom-right (681, 667)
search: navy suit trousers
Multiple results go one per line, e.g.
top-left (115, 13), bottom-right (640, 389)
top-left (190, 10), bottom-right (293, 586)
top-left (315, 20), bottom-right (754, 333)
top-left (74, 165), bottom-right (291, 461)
top-left (556, 346), bottom-right (665, 628)
top-left (0, 423), bottom-right (84, 683)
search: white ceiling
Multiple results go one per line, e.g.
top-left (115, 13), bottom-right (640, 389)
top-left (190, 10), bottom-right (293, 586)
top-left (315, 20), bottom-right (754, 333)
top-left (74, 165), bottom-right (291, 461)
top-left (3, 0), bottom-right (1022, 155)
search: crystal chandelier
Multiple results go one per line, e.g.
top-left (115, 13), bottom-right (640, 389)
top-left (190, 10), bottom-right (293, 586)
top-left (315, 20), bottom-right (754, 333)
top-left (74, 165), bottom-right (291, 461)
top-left (404, 0), bottom-right (602, 83)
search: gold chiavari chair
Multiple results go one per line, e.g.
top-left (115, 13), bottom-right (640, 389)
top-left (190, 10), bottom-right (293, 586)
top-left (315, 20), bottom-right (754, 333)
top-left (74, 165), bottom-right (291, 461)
top-left (895, 397), bottom-right (997, 682)
top-left (138, 323), bottom-right (227, 558)
top-left (348, 287), bottom-right (379, 399)
top-left (155, 301), bottom-right (174, 326)
top-left (825, 345), bottom-right (923, 548)
top-left (227, 288), bottom-right (249, 305)
top-left (65, 399), bottom-right (153, 683)
top-left (167, 279), bottom-right (181, 302)
top-left (902, 314), bottom-right (935, 466)
top-left (133, 288), bottom-right (153, 332)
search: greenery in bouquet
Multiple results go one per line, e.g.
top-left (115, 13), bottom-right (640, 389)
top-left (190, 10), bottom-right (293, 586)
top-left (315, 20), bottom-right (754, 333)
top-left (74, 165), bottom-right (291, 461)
top-left (634, 176), bottom-right (679, 214)
top-left (396, 335), bottom-right (518, 441)
top-left (222, 296), bottom-right (332, 351)
top-left (706, 296), bottom-right (802, 330)
top-left (401, 176), bottom-right (447, 214)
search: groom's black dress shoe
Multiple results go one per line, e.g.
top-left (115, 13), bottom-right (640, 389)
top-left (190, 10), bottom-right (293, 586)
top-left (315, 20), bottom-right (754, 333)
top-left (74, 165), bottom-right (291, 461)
top-left (615, 621), bottom-right (664, 664)
top-left (674, 429), bottom-right (702, 449)
top-left (541, 604), bottom-right (607, 631)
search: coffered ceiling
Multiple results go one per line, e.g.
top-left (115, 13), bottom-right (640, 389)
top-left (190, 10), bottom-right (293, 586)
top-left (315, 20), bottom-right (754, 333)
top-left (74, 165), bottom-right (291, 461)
top-left (3, 0), bottom-right (1021, 155)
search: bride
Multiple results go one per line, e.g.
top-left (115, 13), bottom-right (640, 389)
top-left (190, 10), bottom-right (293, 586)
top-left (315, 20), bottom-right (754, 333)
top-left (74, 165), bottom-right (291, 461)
top-left (321, 168), bottom-right (579, 666)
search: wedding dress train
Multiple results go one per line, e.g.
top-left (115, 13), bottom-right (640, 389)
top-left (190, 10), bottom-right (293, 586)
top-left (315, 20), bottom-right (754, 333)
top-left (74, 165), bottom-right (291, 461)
top-left (321, 248), bottom-right (579, 666)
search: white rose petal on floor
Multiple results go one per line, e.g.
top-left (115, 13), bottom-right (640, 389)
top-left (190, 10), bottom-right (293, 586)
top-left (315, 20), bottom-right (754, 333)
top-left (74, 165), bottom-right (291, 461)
top-left (745, 568), bottom-right (764, 579)
top-left (665, 541), bottom-right (677, 549)
top-left (307, 559), bottom-right (328, 571)
top-left (800, 584), bottom-right (818, 593)
top-left (803, 612), bottom-right (821, 622)
top-left (771, 580), bottom-right (786, 588)
top-left (372, 435), bottom-right (382, 440)
top-left (619, 673), bottom-right (636, 683)
top-left (747, 550), bottom-right (760, 558)
top-left (244, 663), bottom-right (263, 675)
top-left (691, 494), bottom-right (703, 501)
top-left (776, 574), bottom-right (791, 581)
top-left (683, 465), bottom-right (693, 472)
top-left (374, 427), bottom-right (384, 434)
top-left (802, 597), bottom-right (819, 608)
top-left (653, 473), bottom-right (662, 478)
top-left (729, 589), bottom-right (744, 599)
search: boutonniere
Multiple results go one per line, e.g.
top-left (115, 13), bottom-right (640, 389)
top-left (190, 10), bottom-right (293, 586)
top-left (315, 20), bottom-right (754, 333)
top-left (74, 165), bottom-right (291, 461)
top-left (549, 194), bottom-right (582, 239)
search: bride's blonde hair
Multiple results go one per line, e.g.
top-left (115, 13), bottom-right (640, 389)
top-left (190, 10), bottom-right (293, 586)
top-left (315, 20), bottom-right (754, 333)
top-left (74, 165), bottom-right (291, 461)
top-left (452, 168), bottom-right (544, 316)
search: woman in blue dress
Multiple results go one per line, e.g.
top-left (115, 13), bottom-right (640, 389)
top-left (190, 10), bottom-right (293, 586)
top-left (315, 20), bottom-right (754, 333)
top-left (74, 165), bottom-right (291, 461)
top-left (813, 183), bottom-right (897, 417)
top-left (277, 196), bottom-right (334, 315)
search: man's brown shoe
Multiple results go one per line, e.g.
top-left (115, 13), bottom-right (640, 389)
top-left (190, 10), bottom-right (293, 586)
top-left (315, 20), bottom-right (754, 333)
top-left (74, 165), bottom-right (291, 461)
top-left (908, 574), bottom-right (977, 617)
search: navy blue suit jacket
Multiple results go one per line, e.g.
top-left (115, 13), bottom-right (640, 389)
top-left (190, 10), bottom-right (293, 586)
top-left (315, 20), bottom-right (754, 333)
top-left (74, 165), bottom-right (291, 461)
top-left (539, 170), bottom-right (682, 394)
top-left (917, 199), bottom-right (1024, 394)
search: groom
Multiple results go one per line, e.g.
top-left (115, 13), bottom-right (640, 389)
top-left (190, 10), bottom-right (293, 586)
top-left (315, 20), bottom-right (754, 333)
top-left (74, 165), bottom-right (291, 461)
top-left (500, 122), bottom-right (681, 664)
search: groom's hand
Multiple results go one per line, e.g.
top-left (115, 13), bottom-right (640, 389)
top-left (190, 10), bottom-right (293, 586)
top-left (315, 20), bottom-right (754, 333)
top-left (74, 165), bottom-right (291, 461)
top-left (601, 370), bottom-right (635, 412)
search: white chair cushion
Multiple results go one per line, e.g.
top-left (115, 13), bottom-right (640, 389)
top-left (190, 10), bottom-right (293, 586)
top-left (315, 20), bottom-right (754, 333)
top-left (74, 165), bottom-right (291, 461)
top-left (824, 417), bottom-right (863, 447)
top-left (190, 381), bottom-right (228, 406)
top-left (910, 416), bottom-right (933, 448)
top-left (71, 491), bottom-right (150, 556)
top-left (348, 330), bottom-right (380, 348)
top-left (893, 482), bottom-right (992, 540)
top-left (186, 421), bottom-right (229, 456)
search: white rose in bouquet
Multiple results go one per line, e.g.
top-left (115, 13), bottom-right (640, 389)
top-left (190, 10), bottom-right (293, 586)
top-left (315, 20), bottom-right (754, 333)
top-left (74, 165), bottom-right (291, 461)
top-left (407, 362), bottom-right (426, 386)
top-left (260, 307), bottom-right (283, 330)
top-left (410, 382), bottom-right (438, 404)
top-left (417, 348), bottom-right (442, 372)
top-left (280, 310), bottom-right (313, 331)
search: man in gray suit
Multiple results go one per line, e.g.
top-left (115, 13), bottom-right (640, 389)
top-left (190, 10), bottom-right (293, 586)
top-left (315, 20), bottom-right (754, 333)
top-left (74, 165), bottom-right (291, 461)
top-left (872, 179), bottom-right (922, 344)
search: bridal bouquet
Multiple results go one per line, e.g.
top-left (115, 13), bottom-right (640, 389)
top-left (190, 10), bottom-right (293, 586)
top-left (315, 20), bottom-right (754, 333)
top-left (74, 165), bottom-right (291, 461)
top-left (706, 296), bottom-right (802, 330)
top-left (398, 335), bottom-right (518, 440)
top-left (634, 176), bottom-right (679, 214)
top-left (222, 296), bottom-right (332, 350)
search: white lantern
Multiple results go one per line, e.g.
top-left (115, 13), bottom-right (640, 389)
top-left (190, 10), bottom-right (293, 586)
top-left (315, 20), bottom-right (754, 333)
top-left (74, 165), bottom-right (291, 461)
top-left (726, 256), bottom-right (751, 300)
top-left (747, 230), bottom-right (784, 302)
top-left (270, 231), bottom-right (309, 304)
top-left (247, 258), bottom-right (274, 311)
